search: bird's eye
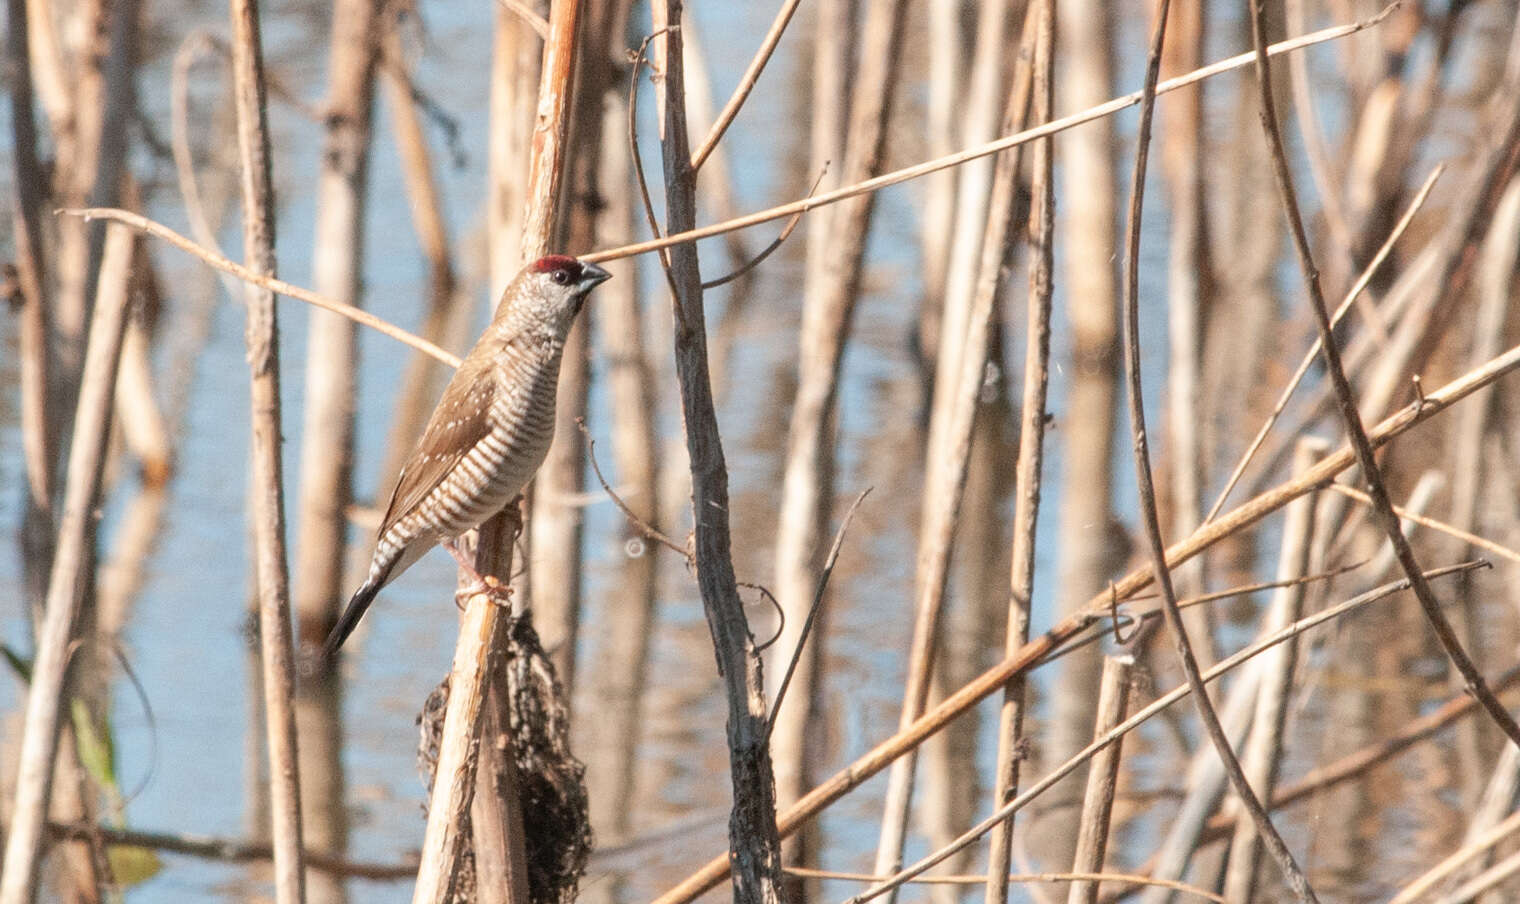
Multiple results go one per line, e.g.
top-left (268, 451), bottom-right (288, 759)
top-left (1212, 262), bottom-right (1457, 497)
top-left (551, 269), bottom-right (573, 286)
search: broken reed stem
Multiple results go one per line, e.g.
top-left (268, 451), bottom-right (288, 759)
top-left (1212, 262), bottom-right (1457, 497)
top-left (1246, 0), bottom-right (1520, 748)
top-left (652, 4), bottom-right (787, 901)
top-left (1120, 1), bottom-right (1317, 898)
top-left (985, 4), bottom-right (1051, 901)
top-left (1066, 656), bottom-right (1134, 904)
top-left (0, 224), bottom-right (135, 904)
top-left (227, 0), bottom-right (307, 898)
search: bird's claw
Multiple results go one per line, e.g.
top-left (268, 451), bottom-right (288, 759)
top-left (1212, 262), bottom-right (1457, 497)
top-left (453, 575), bottom-right (513, 610)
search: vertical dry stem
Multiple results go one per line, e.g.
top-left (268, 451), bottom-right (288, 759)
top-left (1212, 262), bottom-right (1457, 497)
top-left (228, 0), bottom-right (307, 898)
top-left (1124, 1), bottom-right (1317, 899)
top-left (766, 0), bottom-right (854, 857)
top-left (0, 223), bottom-right (134, 904)
top-left (986, 3), bottom-right (1053, 899)
top-left (1043, 0), bottom-right (1124, 862)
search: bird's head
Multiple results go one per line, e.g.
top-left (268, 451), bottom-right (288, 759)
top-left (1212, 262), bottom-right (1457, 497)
top-left (505, 254), bottom-right (611, 339)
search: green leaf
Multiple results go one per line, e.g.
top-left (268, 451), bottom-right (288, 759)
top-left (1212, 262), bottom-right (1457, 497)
top-left (107, 844), bottom-right (163, 887)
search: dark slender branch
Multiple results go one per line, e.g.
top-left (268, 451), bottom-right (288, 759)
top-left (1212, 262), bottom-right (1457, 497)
top-left (651, 5), bottom-right (787, 902)
top-left (1246, 0), bottom-right (1520, 748)
top-left (1121, 1), bottom-right (1319, 900)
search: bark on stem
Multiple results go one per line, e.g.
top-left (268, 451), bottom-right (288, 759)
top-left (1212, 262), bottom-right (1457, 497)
top-left (651, 4), bottom-right (787, 901)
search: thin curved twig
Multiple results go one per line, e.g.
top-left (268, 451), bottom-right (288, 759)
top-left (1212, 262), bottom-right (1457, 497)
top-left (1248, 0), bottom-right (1520, 748)
top-left (1202, 164), bottom-right (1443, 524)
top-left (59, 208), bottom-right (461, 368)
top-left (700, 165), bottom-right (826, 289)
top-left (1117, 0), bottom-right (1317, 898)
top-left (766, 488), bottom-right (871, 736)
top-left (688, 0), bottom-right (803, 171)
top-left (583, 4), bottom-right (1400, 266)
top-left (576, 418), bottom-right (686, 557)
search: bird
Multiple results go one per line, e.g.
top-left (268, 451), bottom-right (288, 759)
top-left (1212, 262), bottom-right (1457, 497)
top-left (322, 254), bottom-right (611, 658)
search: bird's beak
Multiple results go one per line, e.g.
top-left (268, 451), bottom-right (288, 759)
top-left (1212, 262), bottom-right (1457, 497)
top-left (579, 262), bottom-right (611, 289)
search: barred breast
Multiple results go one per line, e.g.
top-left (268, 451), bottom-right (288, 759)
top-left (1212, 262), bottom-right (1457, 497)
top-left (414, 346), bottom-right (561, 540)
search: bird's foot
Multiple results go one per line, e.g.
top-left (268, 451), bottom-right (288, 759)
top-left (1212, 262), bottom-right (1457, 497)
top-left (442, 538), bottom-right (513, 610)
top-left (453, 575), bottom-right (513, 610)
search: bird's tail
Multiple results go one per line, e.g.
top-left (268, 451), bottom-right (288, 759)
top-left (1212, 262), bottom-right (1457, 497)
top-left (323, 578), bottom-right (383, 659)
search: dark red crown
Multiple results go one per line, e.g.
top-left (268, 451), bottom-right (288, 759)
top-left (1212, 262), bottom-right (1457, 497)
top-left (531, 255), bottom-right (582, 277)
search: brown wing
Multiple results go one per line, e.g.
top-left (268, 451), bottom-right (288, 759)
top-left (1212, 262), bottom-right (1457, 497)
top-left (378, 354), bottom-right (497, 534)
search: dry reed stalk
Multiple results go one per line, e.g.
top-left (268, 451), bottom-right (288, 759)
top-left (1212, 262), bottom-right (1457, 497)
top-left (654, 527), bottom-right (1495, 904)
top-left (487, 0), bottom-right (544, 292)
top-left (1220, 439), bottom-right (1325, 903)
top-left (1040, 0), bottom-right (1124, 866)
top-left (68, 12), bottom-right (1387, 378)
top-left (773, 0), bottom-right (908, 881)
top-left (527, 0), bottom-right (628, 695)
top-left (918, 0), bottom-right (1026, 880)
top-left (1137, 640), bottom-right (1260, 904)
top-left (227, 0), bottom-right (307, 897)
top-left (1105, 667), bottom-right (1520, 900)
top-left (687, 0), bottom-right (800, 171)
top-left (585, 5), bottom-right (1397, 266)
top-left (49, 0), bottom-right (133, 397)
top-left (64, 208), bottom-right (461, 366)
top-left (983, 5), bottom-right (1050, 899)
top-left (1159, 0), bottom-right (1212, 668)
top-left (1355, 53), bottom-right (1520, 428)
top-left (1388, 809), bottom-right (1520, 904)
top-left (916, 0), bottom-right (959, 378)
top-left (756, 5), bottom-right (854, 891)
top-left (1249, 0), bottom-right (1520, 749)
top-left (854, 0), bottom-right (952, 883)
top-left (8, 0), bottom-right (54, 519)
top-left (659, 320), bottom-right (1520, 901)
top-left (585, 88), bottom-right (659, 843)
top-left (294, 0), bottom-right (382, 642)
top-left (0, 223), bottom-right (134, 904)
top-left (1067, 656), bottom-right (1134, 904)
top-left (1203, 164), bottom-right (1444, 523)
top-left (651, 2), bottom-right (787, 900)
top-left (412, 2), bottom-right (583, 899)
top-left (375, 18), bottom-right (470, 507)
